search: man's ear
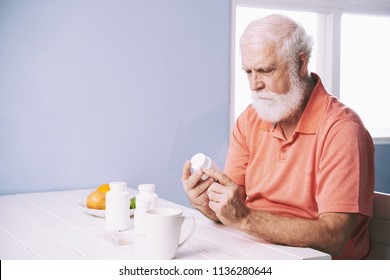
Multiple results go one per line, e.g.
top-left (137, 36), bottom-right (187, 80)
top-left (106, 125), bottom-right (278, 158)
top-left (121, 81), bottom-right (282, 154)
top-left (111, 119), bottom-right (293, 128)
top-left (298, 51), bottom-right (309, 78)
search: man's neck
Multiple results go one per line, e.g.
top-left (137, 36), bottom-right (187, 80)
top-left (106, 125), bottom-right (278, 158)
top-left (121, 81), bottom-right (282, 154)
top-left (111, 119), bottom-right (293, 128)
top-left (278, 74), bottom-right (316, 140)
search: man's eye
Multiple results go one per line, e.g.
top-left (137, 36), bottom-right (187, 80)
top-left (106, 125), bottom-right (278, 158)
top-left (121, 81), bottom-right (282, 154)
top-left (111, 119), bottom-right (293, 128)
top-left (244, 70), bottom-right (252, 75)
top-left (257, 68), bottom-right (274, 74)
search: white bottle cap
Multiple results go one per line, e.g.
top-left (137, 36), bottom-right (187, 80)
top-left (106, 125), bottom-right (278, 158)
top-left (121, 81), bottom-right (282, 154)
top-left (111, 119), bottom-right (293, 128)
top-left (190, 153), bottom-right (211, 171)
top-left (109, 182), bottom-right (127, 191)
top-left (138, 183), bottom-right (155, 193)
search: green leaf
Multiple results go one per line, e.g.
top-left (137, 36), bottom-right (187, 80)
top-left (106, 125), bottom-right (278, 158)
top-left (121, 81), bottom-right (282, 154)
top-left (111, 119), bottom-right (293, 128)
top-left (130, 196), bottom-right (136, 209)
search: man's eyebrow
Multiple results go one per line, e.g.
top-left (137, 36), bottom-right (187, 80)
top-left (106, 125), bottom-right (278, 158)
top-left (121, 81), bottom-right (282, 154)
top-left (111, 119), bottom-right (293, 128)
top-left (254, 64), bottom-right (276, 71)
top-left (242, 64), bottom-right (276, 71)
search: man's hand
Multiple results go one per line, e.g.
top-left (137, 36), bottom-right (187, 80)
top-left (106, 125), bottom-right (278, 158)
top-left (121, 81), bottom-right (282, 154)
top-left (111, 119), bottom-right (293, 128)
top-left (204, 169), bottom-right (248, 227)
top-left (181, 160), bottom-right (218, 221)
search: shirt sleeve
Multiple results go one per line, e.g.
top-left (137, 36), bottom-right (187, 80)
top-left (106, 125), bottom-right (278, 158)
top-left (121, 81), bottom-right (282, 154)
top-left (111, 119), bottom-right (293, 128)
top-left (316, 120), bottom-right (375, 217)
top-left (224, 108), bottom-right (251, 186)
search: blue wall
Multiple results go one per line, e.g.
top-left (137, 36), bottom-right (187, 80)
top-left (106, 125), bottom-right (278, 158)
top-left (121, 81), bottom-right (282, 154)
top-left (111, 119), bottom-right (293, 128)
top-left (0, 0), bottom-right (231, 206)
top-left (374, 143), bottom-right (390, 194)
top-left (1, 0), bottom-right (389, 207)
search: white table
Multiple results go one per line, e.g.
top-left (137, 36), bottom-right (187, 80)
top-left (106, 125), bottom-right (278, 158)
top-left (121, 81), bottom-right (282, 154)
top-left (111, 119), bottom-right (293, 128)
top-left (0, 189), bottom-right (330, 260)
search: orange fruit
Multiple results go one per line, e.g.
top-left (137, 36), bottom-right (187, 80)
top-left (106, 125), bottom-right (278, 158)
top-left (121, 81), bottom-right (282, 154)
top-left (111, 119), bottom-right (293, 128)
top-left (96, 183), bottom-right (110, 193)
top-left (86, 191), bottom-right (106, 210)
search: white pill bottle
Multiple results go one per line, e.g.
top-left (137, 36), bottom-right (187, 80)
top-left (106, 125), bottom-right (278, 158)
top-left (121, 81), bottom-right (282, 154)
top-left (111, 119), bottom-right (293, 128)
top-left (190, 153), bottom-right (221, 180)
top-left (133, 199), bottom-right (150, 235)
top-left (105, 182), bottom-right (130, 231)
top-left (136, 184), bottom-right (158, 209)
top-left (134, 184), bottom-right (158, 235)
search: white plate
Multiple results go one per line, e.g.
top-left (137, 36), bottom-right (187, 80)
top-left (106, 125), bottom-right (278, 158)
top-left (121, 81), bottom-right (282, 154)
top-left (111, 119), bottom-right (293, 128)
top-left (79, 202), bottom-right (134, 218)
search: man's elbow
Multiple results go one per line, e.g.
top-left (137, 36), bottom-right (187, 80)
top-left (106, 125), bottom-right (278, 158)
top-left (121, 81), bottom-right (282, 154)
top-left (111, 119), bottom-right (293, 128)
top-left (324, 233), bottom-right (349, 256)
top-left (317, 213), bottom-right (356, 256)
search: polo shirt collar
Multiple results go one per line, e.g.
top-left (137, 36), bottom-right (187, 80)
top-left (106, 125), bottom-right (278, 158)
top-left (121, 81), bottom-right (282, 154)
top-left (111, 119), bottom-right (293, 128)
top-left (259, 118), bottom-right (285, 139)
top-left (295, 73), bottom-right (328, 134)
top-left (259, 118), bottom-right (274, 131)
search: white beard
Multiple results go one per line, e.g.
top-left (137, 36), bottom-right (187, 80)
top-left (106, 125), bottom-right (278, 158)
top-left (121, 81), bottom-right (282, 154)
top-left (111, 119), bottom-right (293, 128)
top-left (251, 73), bottom-right (307, 123)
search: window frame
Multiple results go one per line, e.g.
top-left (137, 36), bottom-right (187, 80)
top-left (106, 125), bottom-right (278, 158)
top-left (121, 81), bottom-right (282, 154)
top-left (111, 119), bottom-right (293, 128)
top-left (230, 0), bottom-right (390, 143)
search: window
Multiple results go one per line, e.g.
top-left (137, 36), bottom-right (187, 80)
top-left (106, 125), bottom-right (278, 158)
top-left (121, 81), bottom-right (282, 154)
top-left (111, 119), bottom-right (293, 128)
top-left (340, 14), bottom-right (390, 138)
top-left (233, 0), bottom-right (390, 141)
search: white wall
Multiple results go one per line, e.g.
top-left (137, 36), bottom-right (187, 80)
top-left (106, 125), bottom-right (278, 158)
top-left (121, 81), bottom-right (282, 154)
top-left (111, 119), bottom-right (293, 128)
top-left (0, 0), bottom-right (231, 206)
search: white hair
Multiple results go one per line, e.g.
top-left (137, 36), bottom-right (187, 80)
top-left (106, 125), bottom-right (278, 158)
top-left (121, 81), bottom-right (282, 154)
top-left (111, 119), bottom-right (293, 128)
top-left (240, 14), bottom-right (313, 69)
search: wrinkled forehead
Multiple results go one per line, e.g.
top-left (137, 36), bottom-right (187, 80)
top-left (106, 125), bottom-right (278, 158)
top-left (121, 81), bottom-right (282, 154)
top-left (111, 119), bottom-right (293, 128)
top-left (240, 32), bottom-right (290, 60)
top-left (241, 41), bottom-right (281, 68)
top-left (241, 31), bottom-right (275, 47)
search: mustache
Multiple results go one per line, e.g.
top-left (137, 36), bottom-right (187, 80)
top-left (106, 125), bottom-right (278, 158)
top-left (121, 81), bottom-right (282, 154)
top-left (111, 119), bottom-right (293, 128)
top-left (252, 90), bottom-right (285, 102)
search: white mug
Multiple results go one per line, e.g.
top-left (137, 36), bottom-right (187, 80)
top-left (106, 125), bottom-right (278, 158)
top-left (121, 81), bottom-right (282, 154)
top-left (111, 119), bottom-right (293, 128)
top-left (144, 208), bottom-right (195, 259)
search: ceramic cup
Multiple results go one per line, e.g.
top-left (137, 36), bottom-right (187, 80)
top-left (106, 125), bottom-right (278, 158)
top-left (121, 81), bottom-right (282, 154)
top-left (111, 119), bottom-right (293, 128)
top-left (144, 208), bottom-right (195, 259)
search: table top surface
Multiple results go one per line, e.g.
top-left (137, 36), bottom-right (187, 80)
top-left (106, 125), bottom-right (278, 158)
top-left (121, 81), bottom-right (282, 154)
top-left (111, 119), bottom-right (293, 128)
top-left (0, 188), bottom-right (330, 260)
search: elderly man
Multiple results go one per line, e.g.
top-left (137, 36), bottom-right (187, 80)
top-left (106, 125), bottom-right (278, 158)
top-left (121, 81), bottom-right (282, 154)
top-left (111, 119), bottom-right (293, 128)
top-left (182, 14), bottom-right (374, 259)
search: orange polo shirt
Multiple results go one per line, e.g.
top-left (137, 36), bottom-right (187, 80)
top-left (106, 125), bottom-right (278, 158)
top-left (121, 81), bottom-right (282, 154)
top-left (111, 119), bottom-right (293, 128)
top-left (224, 73), bottom-right (375, 259)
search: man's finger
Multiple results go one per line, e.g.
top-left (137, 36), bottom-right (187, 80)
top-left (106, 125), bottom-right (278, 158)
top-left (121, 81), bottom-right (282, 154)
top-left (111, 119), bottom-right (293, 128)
top-left (203, 169), bottom-right (233, 186)
top-left (181, 160), bottom-right (192, 183)
top-left (190, 177), bottom-right (214, 197)
top-left (208, 181), bottom-right (225, 195)
top-left (184, 169), bottom-right (211, 191)
top-left (209, 200), bottom-right (218, 212)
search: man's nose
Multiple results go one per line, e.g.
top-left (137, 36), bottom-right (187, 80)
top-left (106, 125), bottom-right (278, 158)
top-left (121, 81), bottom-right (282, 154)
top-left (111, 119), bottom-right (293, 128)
top-left (249, 73), bottom-right (265, 91)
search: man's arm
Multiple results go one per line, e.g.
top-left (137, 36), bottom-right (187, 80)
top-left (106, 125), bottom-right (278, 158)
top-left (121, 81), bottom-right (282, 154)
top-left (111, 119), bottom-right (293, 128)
top-left (205, 169), bottom-right (356, 256)
top-left (242, 210), bottom-right (355, 255)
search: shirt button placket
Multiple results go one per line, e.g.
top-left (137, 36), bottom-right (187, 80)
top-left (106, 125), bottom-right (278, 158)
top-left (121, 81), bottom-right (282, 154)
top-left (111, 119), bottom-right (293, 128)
top-left (280, 147), bottom-right (287, 161)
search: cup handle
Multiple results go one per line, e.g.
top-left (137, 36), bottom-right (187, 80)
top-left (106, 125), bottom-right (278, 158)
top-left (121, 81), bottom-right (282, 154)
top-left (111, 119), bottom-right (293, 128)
top-left (178, 215), bottom-right (196, 249)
